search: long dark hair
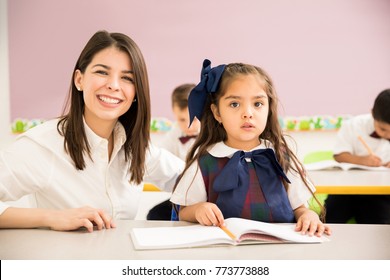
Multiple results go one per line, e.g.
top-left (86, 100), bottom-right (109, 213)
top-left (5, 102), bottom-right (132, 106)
top-left (57, 30), bottom-right (151, 184)
top-left (179, 63), bottom-right (325, 221)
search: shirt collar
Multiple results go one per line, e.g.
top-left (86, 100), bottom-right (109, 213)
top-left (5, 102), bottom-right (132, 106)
top-left (83, 118), bottom-right (127, 149)
top-left (208, 140), bottom-right (273, 158)
top-left (370, 131), bottom-right (381, 139)
top-left (370, 131), bottom-right (390, 142)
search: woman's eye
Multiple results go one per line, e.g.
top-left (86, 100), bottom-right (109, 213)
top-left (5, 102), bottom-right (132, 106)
top-left (123, 76), bottom-right (134, 83)
top-left (254, 102), bottom-right (262, 107)
top-left (95, 70), bottom-right (108, 75)
top-left (230, 102), bottom-right (239, 108)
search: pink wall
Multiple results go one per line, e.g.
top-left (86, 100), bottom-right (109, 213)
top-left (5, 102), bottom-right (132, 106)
top-left (8, 0), bottom-right (390, 121)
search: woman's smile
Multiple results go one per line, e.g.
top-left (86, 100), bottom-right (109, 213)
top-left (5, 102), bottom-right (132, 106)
top-left (97, 94), bottom-right (123, 106)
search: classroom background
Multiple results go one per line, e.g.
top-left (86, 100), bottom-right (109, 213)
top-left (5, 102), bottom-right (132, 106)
top-left (1, 0), bottom-right (389, 227)
top-left (1, 0), bottom-right (390, 155)
top-left (2, 0), bottom-right (390, 128)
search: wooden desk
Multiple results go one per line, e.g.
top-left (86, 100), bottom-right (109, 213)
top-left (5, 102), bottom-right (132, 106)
top-left (308, 170), bottom-right (390, 194)
top-left (0, 220), bottom-right (389, 260)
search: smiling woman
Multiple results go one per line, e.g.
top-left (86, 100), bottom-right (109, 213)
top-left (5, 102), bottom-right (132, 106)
top-left (74, 47), bottom-right (136, 140)
top-left (0, 30), bottom-right (184, 232)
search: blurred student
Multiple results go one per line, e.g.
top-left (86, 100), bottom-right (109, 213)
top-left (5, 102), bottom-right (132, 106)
top-left (0, 30), bottom-right (183, 232)
top-left (147, 83), bottom-right (199, 220)
top-left (158, 83), bottom-right (199, 161)
top-left (170, 59), bottom-right (331, 237)
top-left (325, 89), bottom-right (390, 224)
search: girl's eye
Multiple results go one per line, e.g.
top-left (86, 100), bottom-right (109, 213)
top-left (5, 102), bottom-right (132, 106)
top-left (230, 102), bottom-right (239, 108)
top-left (254, 102), bottom-right (262, 108)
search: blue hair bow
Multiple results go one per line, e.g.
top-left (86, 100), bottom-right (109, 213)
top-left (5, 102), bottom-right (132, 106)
top-left (188, 59), bottom-right (226, 126)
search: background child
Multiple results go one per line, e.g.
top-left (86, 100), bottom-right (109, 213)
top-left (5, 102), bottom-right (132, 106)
top-left (325, 89), bottom-right (390, 224)
top-left (147, 83), bottom-right (198, 220)
top-left (158, 83), bottom-right (199, 161)
top-left (170, 59), bottom-right (331, 237)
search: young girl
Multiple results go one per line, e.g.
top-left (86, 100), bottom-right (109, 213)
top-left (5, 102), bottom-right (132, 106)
top-left (170, 59), bottom-right (331, 237)
top-left (0, 30), bottom-right (183, 232)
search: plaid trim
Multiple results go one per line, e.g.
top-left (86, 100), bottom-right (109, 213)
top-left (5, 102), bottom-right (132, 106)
top-left (199, 153), bottom-right (284, 222)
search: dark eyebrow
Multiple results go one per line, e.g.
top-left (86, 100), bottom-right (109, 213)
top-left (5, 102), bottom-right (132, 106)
top-left (92, 64), bottom-right (134, 74)
top-left (223, 94), bottom-right (268, 100)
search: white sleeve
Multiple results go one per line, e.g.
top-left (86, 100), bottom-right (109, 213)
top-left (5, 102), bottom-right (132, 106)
top-left (333, 120), bottom-right (355, 155)
top-left (170, 161), bottom-right (207, 206)
top-left (0, 137), bottom-right (51, 214)
top-left (144, 144), bottom-right (184, 192)
top-left (286, 169), bottom-right (315, 210)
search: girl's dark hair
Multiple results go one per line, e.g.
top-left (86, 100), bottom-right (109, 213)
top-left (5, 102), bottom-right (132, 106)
top-left (177, 63), bottom-right (325, 221)
top-left (372, 89), bottom-right (390, 124)
top-left (57, 30), bottom-right (151, 184)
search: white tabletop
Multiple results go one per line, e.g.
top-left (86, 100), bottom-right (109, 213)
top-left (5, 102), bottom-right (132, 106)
top-left (308, 170), bottom-right (390, 194)
top-left (0, 220), bottom-right (389, 260)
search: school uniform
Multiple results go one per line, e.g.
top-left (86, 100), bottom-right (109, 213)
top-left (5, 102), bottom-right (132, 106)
top-left (170, 141), bottom-right (315, 222)
top-left (157, 124), bottom-right (197, 161)
top-left (0, 118), bottom-right (184, 220)
top-left (325, 114), bottom-right (390, 224)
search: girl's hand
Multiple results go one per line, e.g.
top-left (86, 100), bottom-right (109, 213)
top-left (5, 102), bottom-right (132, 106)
top-left (194, 202), bottom-right (225, 227)
top-left (46, 206), bottom-right (116, 232)
top-left (294, 207), bottom-right (332, 237)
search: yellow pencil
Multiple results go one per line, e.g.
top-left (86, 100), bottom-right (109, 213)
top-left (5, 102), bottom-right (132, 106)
top-left (358, 135), bottom-right (374, 155)
top-left (220, 225), bottom-right (236, 240)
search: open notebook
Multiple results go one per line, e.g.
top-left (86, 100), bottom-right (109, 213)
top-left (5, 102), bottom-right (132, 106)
top-left (304, 160), bottom-right (389, 171)
top-left (130, 217), bottom-right (328, 250)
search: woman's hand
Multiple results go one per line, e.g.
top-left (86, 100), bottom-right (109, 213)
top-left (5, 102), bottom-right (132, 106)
top-left (45, 206), bottom-right (116, 232)
top-left (294, 206), bottom-right (332, 237)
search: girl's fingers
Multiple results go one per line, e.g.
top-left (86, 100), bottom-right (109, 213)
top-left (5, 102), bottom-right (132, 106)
top-left (214, 209), bottom-right (225, 227)
top-left (205, 210), bottom-right (219, 226)
top-left (314, 223), bottom-right (325, 237)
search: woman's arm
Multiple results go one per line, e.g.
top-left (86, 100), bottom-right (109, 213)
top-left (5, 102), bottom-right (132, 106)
top-left (0, 206), bottom-right (115, 232)
top-left (144, 144), bottom-right (185, 192)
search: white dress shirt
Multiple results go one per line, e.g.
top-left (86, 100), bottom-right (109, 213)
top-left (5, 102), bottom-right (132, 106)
top-left (0, 119), bottom-right (184, 219)
top-left (170, 141), bottom-right (315, 210)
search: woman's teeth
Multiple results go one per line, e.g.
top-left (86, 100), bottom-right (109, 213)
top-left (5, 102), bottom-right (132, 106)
top-left (98, 95), bottom-right (121, 104)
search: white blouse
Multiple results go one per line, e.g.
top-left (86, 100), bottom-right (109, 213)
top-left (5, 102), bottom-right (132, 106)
top-left (0, 119), bottom-right (184, 219)
top-left (170, 141), bottom-right (315, 210)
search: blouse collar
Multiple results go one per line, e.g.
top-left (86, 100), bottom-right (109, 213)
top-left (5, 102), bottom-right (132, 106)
top-left (83, 118), bottom-right (127, 150)
top-left (208, 140), bottom-right (273, 158)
